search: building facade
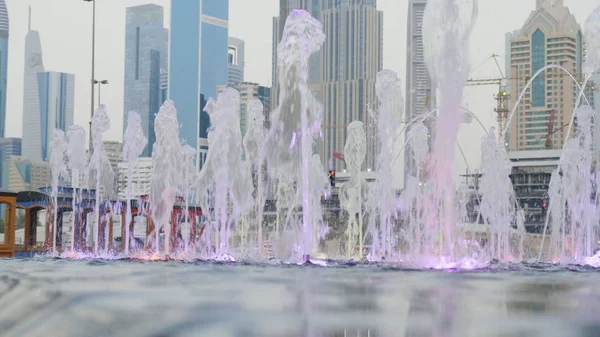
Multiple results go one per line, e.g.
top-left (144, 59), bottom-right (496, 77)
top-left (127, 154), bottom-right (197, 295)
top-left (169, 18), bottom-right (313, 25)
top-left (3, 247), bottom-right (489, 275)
top-left (0, 137), bottom-right (21, 188)
top-left (169, 0), bottom-right (229, 168)
top-left (123, 4), bottom-right (168, 158)
top-left (217, 82), bottom-right (271, 139)
top-left (37, 72), bottom-right (75, 161)
top-left (508, 0), bottom-right (583, 151)
top-left (404, 0), bottom-right (437, 186)
top-left (118, 157), bottom-right (153, 199)
top-left (0, 0), bottom-right (8, 139)
top-left (21, 10), bottom-right (45, 161)
top-left (228, 37), bottom-right (244, 86)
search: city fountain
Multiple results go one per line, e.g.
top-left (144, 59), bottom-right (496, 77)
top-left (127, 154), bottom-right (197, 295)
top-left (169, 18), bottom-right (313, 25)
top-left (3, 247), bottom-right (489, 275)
top-left (27, 3), bottom-right (600, 268)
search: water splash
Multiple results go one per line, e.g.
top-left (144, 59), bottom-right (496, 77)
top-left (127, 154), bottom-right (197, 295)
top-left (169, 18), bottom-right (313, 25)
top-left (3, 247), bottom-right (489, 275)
top-left (478, 128), bottom-right (522, 261)
top-left (66, 126), bottom-right (87, 252)
top-left (544, 106), bottom-right (597, 262)
top-left (423, 0), bottom-right (478, 257)
top-left (150, 100), bottom-right (182, 258)
top-left (48, 129), bottom-right (68, 253)
top-left (122, 111), bottom-right (147, 255)
top-left (199, 88), bottom-right (252, 259)
top-left (89, 105), bottom-right (112, 255)
top-left (262, 9), bottom-right (325, 262)
top-left (368, 70), bottom-right (403, 260)
top-left (339, 121), bottom-right (366, 258)
top-left (243, 98), bottom-right (267, 256)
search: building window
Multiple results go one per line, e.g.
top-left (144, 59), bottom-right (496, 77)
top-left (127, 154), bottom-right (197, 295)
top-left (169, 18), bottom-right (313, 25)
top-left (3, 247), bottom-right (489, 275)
top-left (531, 29), bottom-right (545, 107)
top-left (135, 26), bottom-right (140, 80)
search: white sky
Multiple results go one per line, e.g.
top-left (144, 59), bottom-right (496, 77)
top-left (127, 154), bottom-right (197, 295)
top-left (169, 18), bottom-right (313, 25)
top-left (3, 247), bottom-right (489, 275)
top-left (4, 0), bottom-right (600, 186)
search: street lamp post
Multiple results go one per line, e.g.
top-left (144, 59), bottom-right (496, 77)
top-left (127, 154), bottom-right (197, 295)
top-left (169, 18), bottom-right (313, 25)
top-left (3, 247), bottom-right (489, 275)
top-left (84, 0), bottom-right (96, 151)
top-left (94, 79), bottom-right (108, 105)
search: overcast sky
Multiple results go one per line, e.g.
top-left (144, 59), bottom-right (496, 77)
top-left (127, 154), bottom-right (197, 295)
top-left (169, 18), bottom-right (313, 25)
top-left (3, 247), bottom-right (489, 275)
top-left (4, 0), bottom-right (600, 186)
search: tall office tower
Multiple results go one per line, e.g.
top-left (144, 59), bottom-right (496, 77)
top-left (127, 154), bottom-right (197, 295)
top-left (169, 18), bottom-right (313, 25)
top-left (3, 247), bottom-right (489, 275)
top-left (319, 0), bottom-right (383, 171)
top-left (227, 37), bottom-right (244, 85)
top-left (21, 8), bottom-right (45, 161)
top-left (508, 0), bottom-right (583, 151)
top-left (123, 4), bottom-right (168, 157)
top-left (404, 0), bottom-right (437, 186)
top-left (170, 0), bottom-right (229, 168)
top-left (0, 0), bottom-right (8, 138)
top-left (37, 72), bottom-right (75, 161)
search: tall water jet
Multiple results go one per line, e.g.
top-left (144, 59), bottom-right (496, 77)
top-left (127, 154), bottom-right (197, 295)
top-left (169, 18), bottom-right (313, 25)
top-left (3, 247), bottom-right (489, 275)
top-left (423, 0), bottom-right (478, 256)
top-left (545, 106), bottom-right (597, 262)
top-left (262, 9), bottom-right (325, 261)
top-left (66, 125), bottom-right (87, 252)
top-left (402, 121), bottom-right (430, 257)
top-left (198, 88), bottom-right (252, 258)
top-left (540, 5), bottom-right (600, 263)
top-left (122, 111), bottom-right (147, 255)
top-left (180, 144), bottom-right (196, 253)
top-left (48, 129), bottom-right (68, 253)
top-left (243, 98), bottom-right (267, 255)
top-left (89, 105), bottom-right (112, 255)
top-left (368, 70), bottom-right (403, 260)
top-left (478, 128), bottom-right (521, 261)
top-left (339, 121), bottom-right (366, 258)
top-left (150, 100), bottom-right (182, 258)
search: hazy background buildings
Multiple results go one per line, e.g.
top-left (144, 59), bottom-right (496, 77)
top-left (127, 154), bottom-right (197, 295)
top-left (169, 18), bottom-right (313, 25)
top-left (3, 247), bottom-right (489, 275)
top-left (0, 0), bottom-right (597, 194)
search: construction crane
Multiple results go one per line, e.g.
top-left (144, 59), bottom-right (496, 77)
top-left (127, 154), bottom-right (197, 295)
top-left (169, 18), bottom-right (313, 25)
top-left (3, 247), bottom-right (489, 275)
top-left (465, 54), bottom-right (510, 141)
top-left (537, 109), bottom-right (569, 149)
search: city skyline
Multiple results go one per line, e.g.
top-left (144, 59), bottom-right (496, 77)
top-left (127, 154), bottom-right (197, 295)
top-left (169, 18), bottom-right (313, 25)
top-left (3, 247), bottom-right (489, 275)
top-left (1, 0), bottom-right (599, 187)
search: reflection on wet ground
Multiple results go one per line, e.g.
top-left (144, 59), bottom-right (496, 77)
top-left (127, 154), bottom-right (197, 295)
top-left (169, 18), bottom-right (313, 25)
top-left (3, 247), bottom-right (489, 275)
top-left (0, 258), bottom-right (600, 337)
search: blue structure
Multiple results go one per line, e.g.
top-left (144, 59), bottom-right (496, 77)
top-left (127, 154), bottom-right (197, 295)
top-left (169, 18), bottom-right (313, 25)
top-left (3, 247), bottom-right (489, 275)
top-left (531, 29), bottom-right (545, 108)
top-left (0, 1), bottom-right (8, 139)
top-left (123, 4), bottom-right (168, 157)
top-left (169, 0), bottom-right (229, 168)
top-left (37, 72), bottom-right (74, 161)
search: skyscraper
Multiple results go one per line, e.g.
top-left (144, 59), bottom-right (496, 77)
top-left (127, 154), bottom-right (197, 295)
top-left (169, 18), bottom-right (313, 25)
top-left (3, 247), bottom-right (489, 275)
top-left (21, 8), bottom-right (45, 161)
top-left (508, 0), bottom-right (583, 151)
top-left (227, 37), bottom-right (244, 85)
top-left (37, 72), bottom-right (75, 161)
top-left (320, 0), bottom-right (383, 171)
top-left (123, 4), bottom-right (168, 157)
top-left (0, 0), bottom-right (8, 139)
top-left (272, 0), bottom-right (382, 171)
top-left (404, 0), bottom-right (437, 186)
top-left (169, 0), bottom-right (229, 168)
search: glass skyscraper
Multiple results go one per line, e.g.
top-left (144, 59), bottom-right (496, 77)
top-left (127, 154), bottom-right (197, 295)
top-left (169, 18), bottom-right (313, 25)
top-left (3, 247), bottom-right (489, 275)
top-left (0, 0), bottom-right (8, 139)
top-left (37, 72), bottom-right (75, 161)
top-left (169, 0), bottom-right (229, 168)
top-left (123, 4), bottom-right (168, 158)
top-left (21, 9), bottom-right (45, 161)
